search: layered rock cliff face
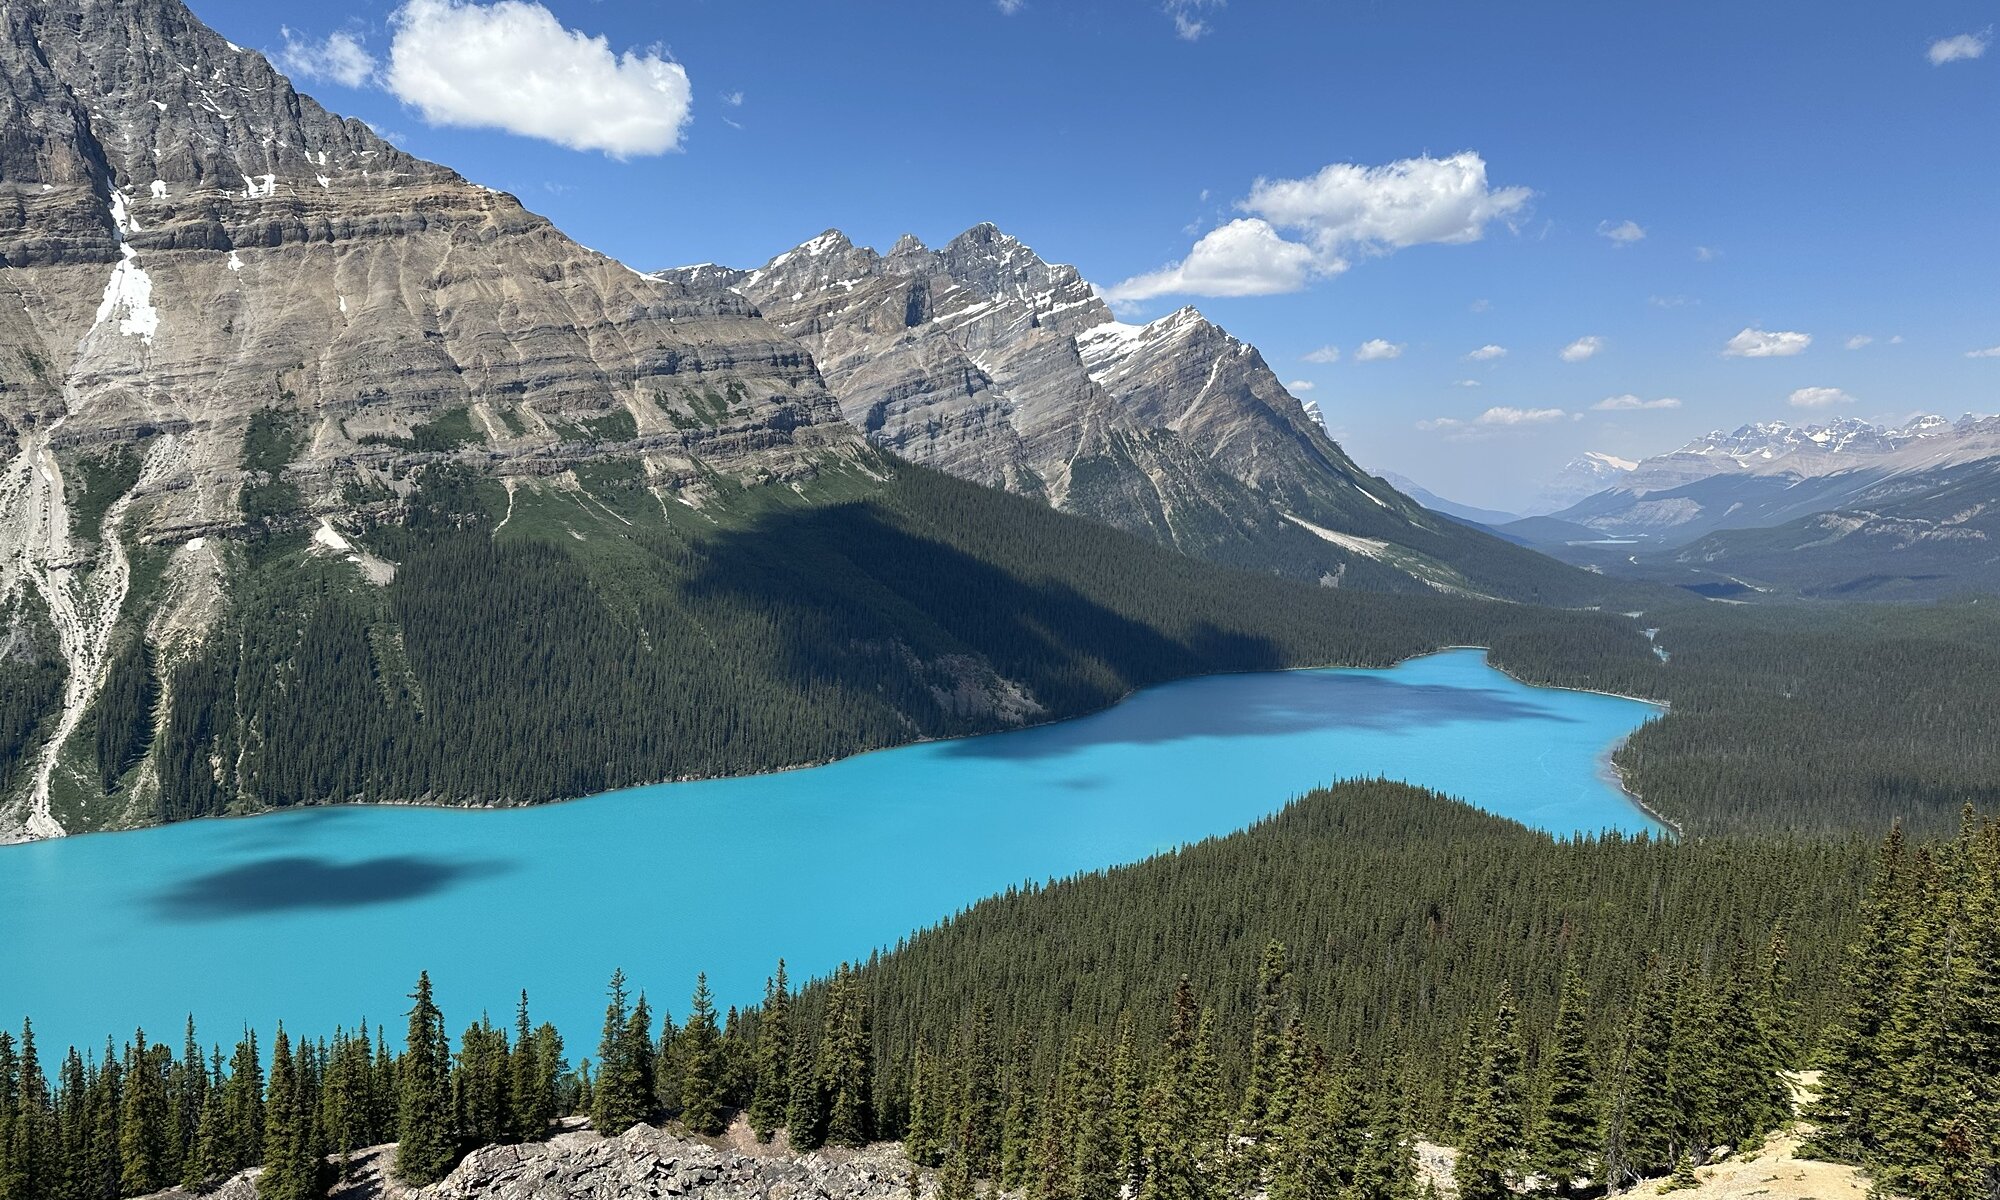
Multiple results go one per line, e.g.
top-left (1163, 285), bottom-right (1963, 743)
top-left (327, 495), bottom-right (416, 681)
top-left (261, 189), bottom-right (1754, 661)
top-left (658, 227), bottom-right (1529, 593)
top-left (0, 0), bottom-right (856, 839)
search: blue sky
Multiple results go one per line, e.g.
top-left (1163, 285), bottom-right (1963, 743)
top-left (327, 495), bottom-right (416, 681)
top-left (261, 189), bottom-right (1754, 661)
top-left (202, 0), bottom-right (1996, 509)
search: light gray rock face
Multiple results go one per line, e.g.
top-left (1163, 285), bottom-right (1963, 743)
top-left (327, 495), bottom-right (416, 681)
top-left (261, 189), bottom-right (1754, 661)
top-left (413, 1126), bottom-right (930, 1200)
top-left (0, 0), bottom-right (858, 840)
top-left (660, 226), bottom-right (1444, 578)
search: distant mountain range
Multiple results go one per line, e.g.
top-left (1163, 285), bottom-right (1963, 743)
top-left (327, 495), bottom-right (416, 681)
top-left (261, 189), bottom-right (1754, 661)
top-left (1504, 414), bottom-right (2000, 599)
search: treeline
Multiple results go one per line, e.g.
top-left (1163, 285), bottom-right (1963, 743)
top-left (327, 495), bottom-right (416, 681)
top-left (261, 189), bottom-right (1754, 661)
top-left (145, 461), bottom-right (1659, 825)
top-left (0, 939), bottom-right (1802, 1200)
top-left (831, 781), bottom-right (1869, 1129)
top-left (1805, 812), bottom-right (2000, 1198)
top-left (0, 977), bottom-right (569, 1200)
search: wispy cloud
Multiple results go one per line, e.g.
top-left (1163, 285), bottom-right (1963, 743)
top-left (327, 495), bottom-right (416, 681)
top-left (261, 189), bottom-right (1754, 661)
top-left (1597, 219), bottom-right (1646, 246)
top-left (1592, 394), bottom-right (1681, 412)
top-left (1845, 334), bottom-right (1874, 350)
top-left (1301, 345), bottom-right (1341, 364)
top-left (1287, 379), bottom-right (1317, 392)
top-left (277, 26), bottom-right (377, 87)
top-left (1968, 345), bottom-right (2000, 359)
top-left (1929, 29), bottom-right (1990, 65)
top-left (1465, 344), bottom-right (1507, 361)
top-left (1560, 335), bottom-right (1604, 363)
top-left (1723, 328), bottom-right (1811, 357)
top-left (1164, 0), bottom-right (1224, 40)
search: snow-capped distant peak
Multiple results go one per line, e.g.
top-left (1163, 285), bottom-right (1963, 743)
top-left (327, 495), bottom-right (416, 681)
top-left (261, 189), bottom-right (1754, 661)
top-left (1582, 451), bottom-right (1638, 472)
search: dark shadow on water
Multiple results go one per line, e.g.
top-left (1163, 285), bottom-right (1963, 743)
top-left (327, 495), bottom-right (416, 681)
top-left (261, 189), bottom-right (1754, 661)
top-left (941, 671), bottom-right (1574, 762)
top-left (152, 855), bottom-right (514, 920)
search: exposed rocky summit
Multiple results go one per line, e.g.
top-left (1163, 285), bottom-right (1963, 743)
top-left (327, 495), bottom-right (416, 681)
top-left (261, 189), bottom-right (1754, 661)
top-left (0, 0), bottom-right (856, 839)
top-left (656, 227), bottom-right (1557, 596)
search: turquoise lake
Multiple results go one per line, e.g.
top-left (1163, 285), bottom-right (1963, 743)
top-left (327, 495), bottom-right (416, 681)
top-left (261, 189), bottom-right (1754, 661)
top-left (0, 649), bottom-right (1662, 1058)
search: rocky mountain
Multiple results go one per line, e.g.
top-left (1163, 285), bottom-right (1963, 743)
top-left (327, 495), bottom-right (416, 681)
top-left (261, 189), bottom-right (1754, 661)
top-left (1526, 452), bottom-right (1636, 515)
top-left (1612, 455), bottom-right (2000, 601)
top-left (657, 227), bottom-right (1605, 601)
top-left (1501, 415), bottom-right (2000, 598)
top-left (0, 0), bottom-right (1625, 843)
top-left (0, 0), bottom-right (889, 840)
top-left (1376, 472), bottom-right (1520, 527)
top-left (1527, 415), bottom-right (2000, 544)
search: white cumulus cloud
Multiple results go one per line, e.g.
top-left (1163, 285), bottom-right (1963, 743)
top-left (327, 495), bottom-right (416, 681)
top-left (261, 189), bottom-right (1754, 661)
top-left (1354, 338), bottom-right (1404, 362)
top-left (1301, 345), bottom-right (1341, 364)
top-left (1789, 386), bottom-right (1856, 409)
top-left (1107, 219), bottom-right (1317, 300)
top-left (1466, 344), bottom-right (1507, 361)
top-left (1598, 219), bottom-right (1646, 245)
top-left (1967, 346), bottom-right (2000, 358)
top-left (1107, 151), bottom-right (1529, 300)
top-left (1287, 379), bottom-right (1317, 392)
top-left (1723, 328), bottom-right (1811, 357)
top-left (278, 27), bottom-right (377, 87)
top-left (1929, 30), bottom-right (1990, 64)
top-left (1592, 394), bottom-right (1682, 411)
top-left (1560, 336), bottom-right (1604, 363)
top-left (386, 0), bottom-right (693, 157)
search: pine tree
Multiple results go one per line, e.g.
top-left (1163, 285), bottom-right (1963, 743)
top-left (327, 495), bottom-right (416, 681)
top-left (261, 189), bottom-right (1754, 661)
top-left (1531, 965), bottom-right (1597, 1194)
top-left (1453, 986), bottom-right (1526, 1200)
top-left (395, 972), bottom-right (456, 1185)
top-left (748, 962), bottom-right (792, 1143)
top-left (1604, 958), bottom-right (1676, 1185)
top-left (681, 974), bottom-right (727, 1135)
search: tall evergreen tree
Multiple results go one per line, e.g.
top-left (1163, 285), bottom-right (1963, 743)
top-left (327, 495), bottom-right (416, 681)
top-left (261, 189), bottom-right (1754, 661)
top-left (748, 962), bottom-right (792, 1143)
top-left (1531, 966), bottom-right (1598, 1194)
top-left (395, 972), bottom-right (456, 1186)
top-left (1454, 986), bottom-right (1526, 1200)
top-left (680, 975), bottom-right (727, 1136)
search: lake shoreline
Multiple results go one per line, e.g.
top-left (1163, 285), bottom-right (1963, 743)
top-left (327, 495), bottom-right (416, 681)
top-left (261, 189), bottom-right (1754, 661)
top-left (2, 644), bottom-right (1674, 847)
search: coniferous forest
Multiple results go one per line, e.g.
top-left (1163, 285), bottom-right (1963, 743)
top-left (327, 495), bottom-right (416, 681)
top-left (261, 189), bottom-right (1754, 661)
top-left (32, 451), bottom-right (1992, 840)
top-left (0, 781), bottom-right (1979, 1199)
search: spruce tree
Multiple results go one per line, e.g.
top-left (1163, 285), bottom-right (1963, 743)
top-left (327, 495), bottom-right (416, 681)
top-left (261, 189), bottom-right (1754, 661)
top-left (680, 974), bottom-right (727, 1136)
top-left (259, 1027), bottom-right (317, 1200)
top-left (1531, 965), bottom-right (1597, 1194)
top-left (591, 969), bottom-right (654, 1135)
top-left (748, 962), bottom-right (792, 1143)
top-left (395, 972), bottom-right (456, 1186)
top-left (1453, 986), bottom-right (1526, 1200)
top-left (820, 966), bottom-right (874, 1148)
top-left (1139, 978), bottom-right (1223, 1200)
top-left (119, 1031), bottom-right (170, 1195)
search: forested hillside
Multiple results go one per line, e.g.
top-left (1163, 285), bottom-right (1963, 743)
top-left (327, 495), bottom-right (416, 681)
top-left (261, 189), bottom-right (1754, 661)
top-left (62, 451), bottom-right (1656, 834)
top-left (0, 784), bottom-right (1876, 1200)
